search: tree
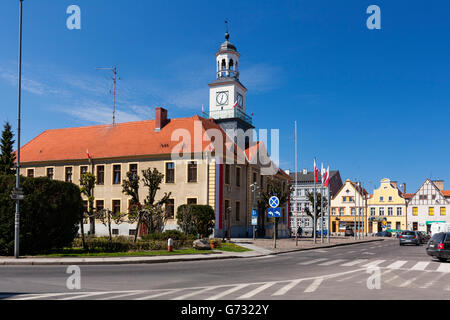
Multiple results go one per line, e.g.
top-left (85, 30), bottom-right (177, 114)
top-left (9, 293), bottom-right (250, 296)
top-left (80, 173), bottom-right (96, 236)
top-left (0, 122), bottom-right (16, 175)
top-left (97, 208), bottom-right (127, 242)
top-left (304, 190), bottom-right (328, 236)
top-left (257, 177), bottom-right (293, 238)
top-left (176, 205), bottom-right (215, 237)
top-left (122, 171), bottom-right (142, 243)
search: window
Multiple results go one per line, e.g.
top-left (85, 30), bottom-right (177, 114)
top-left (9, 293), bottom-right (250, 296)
top-left (97, 165), bottom-right (105, 185)
top-left (165, 162), bottom-right (175, 183)
top-left (113, 165), bottom-right (121, 185)
top-left (342, 197), bottom-right (346, 202)
top-left (166, 199), bottom-right (175, 219)
top-left (46, 168), bottom-right (54, 180)
top-left (129, 229), bottom-right (137, 236)
top-left (441, 207), bottom-right (446, 216)
top-left (388, 196), bottom-right (393, 202)
top-left (112, 200), bottom-right (121, 214)
top-left (351, 208), bottom-right (356, 216)
top-left (235, 201), bottom-right (240, 221)
top-left (339, 208), bottom-right (344, 216)
top-left (412, 207), bottom-right (418, 216)
top-left (380, 196), bottom-right (384, 202)
top-left (27, 169), bottom-right (34, 178)
top-left (129, 164), bottom-right (138, 180)
top-left (187, 161), bottom-right (197, 183)
top-left (236, 167), bottom-right (241, 187)
top-left (370, 208), bottom-right (376, 216)
top-left (349, 197), bottom-right (353, 202)
top-left (388, 207), bottom-right (393, 216)
top-left (80, 166), bottom-right (88, 176)
top-left (429, 207), bottom-right (434, 216)
top-left (332, 208), bottom-right (336, 215)
top-left (397, 207), bottom-right (402, 216)
top-left (112, 229), bottom-right (119, 235)
top-left (379, 207), bottom-right (385, 216)
top-left (96, 200), bottom-right (104, 212)
top-left (187, 198), bottom-right (197, 205)
top-left (65, 167), bottom-right (73, 183)
top-left (225, 165), bottom-right (231, 185)
top-left (253, 172), bottom-right (257, 183)
top-left (225, 199), bottom-right (231, 221)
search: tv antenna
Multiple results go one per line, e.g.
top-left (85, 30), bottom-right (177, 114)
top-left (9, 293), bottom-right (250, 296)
top-left (96, 66), bottom-right (120, 125)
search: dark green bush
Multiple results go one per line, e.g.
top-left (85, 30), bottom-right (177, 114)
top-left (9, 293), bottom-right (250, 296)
top-left (176, 204), bottom-right (215, 237)
top-left (141, 230), bottom-right (196, 241)
top-left (0, 174), bottom-right (83, 255)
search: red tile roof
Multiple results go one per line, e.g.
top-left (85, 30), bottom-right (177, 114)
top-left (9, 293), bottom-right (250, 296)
top-left (403, 193), bottom-right (414, 199)
top-left (443, 191), bottom-right (450, 197)
top-left (19, 115), bottom-right (238, 163)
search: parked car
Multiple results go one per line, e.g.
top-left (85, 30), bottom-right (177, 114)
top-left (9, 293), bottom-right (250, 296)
top-left (426, 232), bottom-right (450, 262)
top-left (399, 231), bottom-right (421, 246)
top-left (345, 227), bottom-right (354, 237)
top-left (375, 231), bottom-right (392, 237)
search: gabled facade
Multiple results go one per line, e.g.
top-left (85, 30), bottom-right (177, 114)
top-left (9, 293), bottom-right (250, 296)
top-left (330, 179), bottom-right (368, 235)
top-left (367, 178), bottom-right (407, 233)
top-left (406, 179), bottom-right (450, 232)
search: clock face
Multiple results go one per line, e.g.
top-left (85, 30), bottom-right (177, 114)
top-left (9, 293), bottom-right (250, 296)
top-left (216, 91), bottom-right (228, 105)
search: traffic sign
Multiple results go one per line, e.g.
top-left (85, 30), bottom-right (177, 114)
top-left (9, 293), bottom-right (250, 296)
top-left (10, 188), bottom-right (25, 201)
top-left (251, 210), bottom-right (258, 226)
top-left (268, 207), bottom-right (281, 218)
top-left (269, 196), bottom-right (279, 208)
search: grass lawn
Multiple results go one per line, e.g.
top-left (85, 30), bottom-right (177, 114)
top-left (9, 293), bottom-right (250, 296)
top-left (34, 248), bottom-right (220, 258)
top-left (217, 242), bottom-right (252, 252)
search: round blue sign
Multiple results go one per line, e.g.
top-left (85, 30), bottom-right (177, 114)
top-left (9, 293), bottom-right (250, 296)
top-left (269, 196), bottom-right (280, 208)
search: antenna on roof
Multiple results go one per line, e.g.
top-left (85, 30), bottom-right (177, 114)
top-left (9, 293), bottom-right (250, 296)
top-left (96, 66), bottom-right (121, 125)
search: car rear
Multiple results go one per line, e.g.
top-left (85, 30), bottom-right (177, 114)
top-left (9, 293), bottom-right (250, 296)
top-left (426, 232), bottom-right (450, 262)
top-left (400, 231), bottom-right (420, 246)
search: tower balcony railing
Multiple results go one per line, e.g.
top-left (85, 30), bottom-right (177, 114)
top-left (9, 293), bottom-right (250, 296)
top-left (203, 107), bottom-right (253, 125)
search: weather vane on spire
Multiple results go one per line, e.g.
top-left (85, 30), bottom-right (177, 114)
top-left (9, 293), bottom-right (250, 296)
top-left (224, 19), bottom-right (230, 40)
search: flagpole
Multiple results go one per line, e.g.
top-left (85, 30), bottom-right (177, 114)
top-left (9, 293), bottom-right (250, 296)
top-left (294, 121), bottom-right (298, 246)
top-left (320, 163), bottom-right (324, 243)
top-left (327, 183), bottom-right (331, 243)
top-left (313, 158), bottom-right (317, 244)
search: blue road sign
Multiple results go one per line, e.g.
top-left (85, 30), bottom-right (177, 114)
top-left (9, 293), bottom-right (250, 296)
top-left (269, 196), bottom-right (280, 208)
top-left (267, 207), bottom-right (281, 218)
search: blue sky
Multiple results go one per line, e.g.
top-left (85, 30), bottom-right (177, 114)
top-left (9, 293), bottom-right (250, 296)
top-left (0, 0), bottom-right (449, 193)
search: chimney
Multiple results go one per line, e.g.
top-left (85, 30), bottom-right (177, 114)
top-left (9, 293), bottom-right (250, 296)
top-left (433, 180), bottom-right (444, 191)
top-left (403, 183), bottom-right (406, 194)
top-left (155, 107), bottom-right (168, 132)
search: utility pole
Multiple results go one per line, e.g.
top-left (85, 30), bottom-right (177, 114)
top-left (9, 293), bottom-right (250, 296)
top-left (14, 0), bottom-right (24, 259)
top-left (96, 66), bottom-right (119, 125)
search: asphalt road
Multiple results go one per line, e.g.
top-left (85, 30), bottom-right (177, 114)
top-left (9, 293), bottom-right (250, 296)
top-left (1, 239), bottom-right (449, 300)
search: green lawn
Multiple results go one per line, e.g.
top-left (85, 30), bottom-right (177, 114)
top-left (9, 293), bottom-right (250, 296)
top-left (35, 248), bottom-right (219, 258)
top-left (217, 242), bottom-right (252, 252)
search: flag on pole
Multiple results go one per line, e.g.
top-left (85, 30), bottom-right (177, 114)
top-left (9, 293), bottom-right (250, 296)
top-left (232, 100), bottom-right (238, 109)
top-left (324, 166), bottom-right (330, 188)
top-left (321, 163), bottom-right (325, 184)
top-left (314, 159), bottom-right (318, 183)
top-left (86, 149), bottom-right (91, 159)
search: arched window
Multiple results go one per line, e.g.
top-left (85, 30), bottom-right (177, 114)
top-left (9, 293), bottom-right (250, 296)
top-left (221, 59), bottom-right (226, 70)
top-left (229, 59), bottom-right (234, 70)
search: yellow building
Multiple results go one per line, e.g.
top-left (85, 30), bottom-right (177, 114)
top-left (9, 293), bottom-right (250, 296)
top-left (330, 179), bottom-right (368, 235)
top-left (367, 178), bottom-right (407, 233)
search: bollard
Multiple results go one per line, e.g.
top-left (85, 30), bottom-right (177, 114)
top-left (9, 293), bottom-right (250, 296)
top-left (168, 238), bottom-right (173, 252)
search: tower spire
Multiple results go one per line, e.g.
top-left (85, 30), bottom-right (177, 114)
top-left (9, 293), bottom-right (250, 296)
top-left (225, 19), bottom-right (229, 40)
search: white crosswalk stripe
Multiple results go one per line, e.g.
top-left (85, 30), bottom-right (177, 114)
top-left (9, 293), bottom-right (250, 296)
top-left (298, 258), bottom-right (328, 265)
top-left (341, 259), bottom-right (368, 267)
top-left (410, 261), bottom-right (430, 271)
top-left (238, 282), bottom-right (276, 299)
top-left (436, 263), bottom-right (450, 273)
top-left (206, 284), bottom-right (250, 300)
top-left (386, 260), bottom-right (408, 269)
top-left (135, 289), bottom-right (181, 300)
top-left (172, 286), bottom-right (219, 300)
top-left (318, 259), bottom-right (347, 266)
top-left (362, 260), bottom-right (386, 268)
top-left (272, 280), bottom-right (302, 296)
top-left (304, 278), bottom-right (323, 293)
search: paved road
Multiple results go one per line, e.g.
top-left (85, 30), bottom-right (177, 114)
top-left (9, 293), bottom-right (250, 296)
top-left (1, 239), bottom-right (449, 300)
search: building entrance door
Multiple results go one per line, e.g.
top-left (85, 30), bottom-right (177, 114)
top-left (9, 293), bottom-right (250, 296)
top-left (412, 222), bottom-right (418, 231)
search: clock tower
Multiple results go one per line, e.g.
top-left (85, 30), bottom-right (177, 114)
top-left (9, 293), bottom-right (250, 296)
top-left (208, 31), bottom-right (254, 138)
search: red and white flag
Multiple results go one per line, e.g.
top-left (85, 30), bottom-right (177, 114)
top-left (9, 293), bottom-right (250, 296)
top-left (321, 163), bottom-right (325, 184)
top-left (232, 101), bottom-right (238, 109)
top-left (324, 166), bottom-right (330, 188)
top-left (86, 149), bottom-right (91, 159)
top-left (314, 159), bottom-right (318, 183)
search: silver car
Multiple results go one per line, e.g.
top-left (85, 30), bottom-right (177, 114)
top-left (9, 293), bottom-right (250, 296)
top-left (399, 231), bottom-right (421, 246)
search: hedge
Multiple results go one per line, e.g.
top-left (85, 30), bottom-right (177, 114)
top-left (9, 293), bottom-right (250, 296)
top-left (0, 174), bottom-right (84, 255)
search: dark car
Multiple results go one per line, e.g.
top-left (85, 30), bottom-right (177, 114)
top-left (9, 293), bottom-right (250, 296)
top-left (426, 232), bottom-right (450, 262)
top-left (375, 231), bottom-right (392, 237)
top-left (345, 227), bottom-right (354, 237)
top-left (399, 231), bottom-right (421, 246)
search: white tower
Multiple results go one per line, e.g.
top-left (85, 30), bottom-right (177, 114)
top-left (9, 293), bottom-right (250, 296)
top-left (208, 31), bottom-right (253, 136)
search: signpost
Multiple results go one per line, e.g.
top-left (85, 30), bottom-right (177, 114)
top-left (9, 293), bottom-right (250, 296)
top-left (251, 210), bottom-right (258, 240)
top-left (268, 196), bottom-right (280, 249)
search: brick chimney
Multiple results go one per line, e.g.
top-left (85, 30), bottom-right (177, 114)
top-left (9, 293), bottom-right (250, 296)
top-left (403, 183), bottom-right (406, 194)
top-left (433, 180), bottom-right (444, 191)
top-left (155, 107), bottom-right (168, 132)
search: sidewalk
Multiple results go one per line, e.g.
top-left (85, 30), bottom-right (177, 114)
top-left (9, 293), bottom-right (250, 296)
top-left (0, 237), bottom-right (385, 266)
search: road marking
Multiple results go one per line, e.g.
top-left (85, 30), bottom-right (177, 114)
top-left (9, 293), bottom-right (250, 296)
top-left (386, 261), bottom-right (408, 270)
top-left (341, 259), bottom-right (368, 267)
top-left (99, 291), bottom-right (147, 300)
top-left (298, 258), bottom-right (328, 265)
top-left (361, 252), bottom-right (375, 255)
top-left (410, 261), bottom-right (430, 271)
top-left (238, 282), bottom-right (276, 299)
top-left (59, 291), bottom-right (114, 300)
top-left (10, 292), bottom-right (73, 300)
top-left (135, 289), bottom-right (181, 300)
top-left (304, 278), bottom-right (323, 293)
top-left (272, 280), bottom-right (302, 296)
top-left (362, 260), bottom-right (386, 268)
top-left (436, 263), bottom-right (450, 273)
top-left (172, 286), bottom-right (218, 300)
top-left (420, 272), bottom-right (447, 289)
top-left (206, 284), bottom-right (250, 300)
top-left (398, 277), bottom-right (418, 288)
top-left (318, 259), bottom-right (347, 266)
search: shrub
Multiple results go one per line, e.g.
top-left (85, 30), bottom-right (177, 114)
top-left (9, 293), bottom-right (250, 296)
top-left (0, 175), bottom-right (83, 255)
top-left (176, 204), bottom-right (215, 237)
top-left (141, 230), bottom-right (196, 241)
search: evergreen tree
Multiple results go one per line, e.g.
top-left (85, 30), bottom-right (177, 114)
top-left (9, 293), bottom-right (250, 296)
top-left (0, 122), bottom-right (16, 175)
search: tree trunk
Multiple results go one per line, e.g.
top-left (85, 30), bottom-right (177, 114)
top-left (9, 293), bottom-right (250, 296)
top-left (80, 219), bottom-right (86, 249)
top-left (108, 214), bottom-right (112, 243)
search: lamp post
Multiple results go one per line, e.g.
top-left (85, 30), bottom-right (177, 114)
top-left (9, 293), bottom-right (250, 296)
top-left (14, 0), bottom-right (24, 259)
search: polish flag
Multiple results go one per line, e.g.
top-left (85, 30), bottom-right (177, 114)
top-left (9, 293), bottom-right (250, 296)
top-left (86, 149), bottom-right (91, 159)
top-left (324, 166), bottom-right (330, 188)
top-left (233, 101), bottom-right (238, 109)
top-left (314, 159), bottom-right (318, 183)
top-left (321, 163), bottom-right (325, 184)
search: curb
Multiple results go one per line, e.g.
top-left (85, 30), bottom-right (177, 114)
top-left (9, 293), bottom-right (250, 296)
top-left (0, 239), bottom-right (385, 266)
